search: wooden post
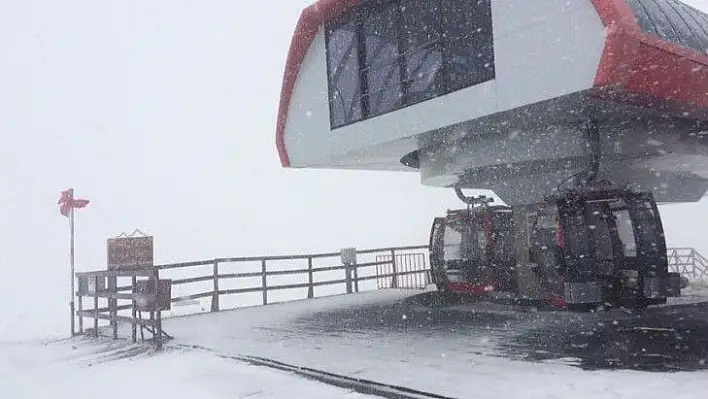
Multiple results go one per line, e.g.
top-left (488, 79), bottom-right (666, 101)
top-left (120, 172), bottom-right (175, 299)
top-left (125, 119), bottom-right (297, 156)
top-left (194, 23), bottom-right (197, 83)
top-left (108, 275), bottom-right (117, 335)
top-left (131, 276), bottom-right (137, 344)
top-left (112, 305), bottom-right (118, 340)
top-left (93, 277), bottom-right (99, 338)
top-left (390, 249), bottom-right (398, 288)
top-left (211, 260), bottom-right (220, 312)
top-left (307, 257), bottom-right (314, 299)
top-left (77, 293), bottom-right (83, 334)
top-left (353, 262), bottom-right (359, 293)
top-left (111, 275), bottom-right (118, 340)
top-left (345, 265), bottom-right (353, 294)
top-left (261, 259), bottom-right (268, 305)
top-left (149, 311), bottom-right (154, 344)
top-left (156, 311), bottom-right (163, 351)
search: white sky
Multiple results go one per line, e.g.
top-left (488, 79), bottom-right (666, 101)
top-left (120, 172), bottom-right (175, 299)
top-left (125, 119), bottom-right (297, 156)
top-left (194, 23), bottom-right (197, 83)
top-left (1, 0), bottom-right (708, 304)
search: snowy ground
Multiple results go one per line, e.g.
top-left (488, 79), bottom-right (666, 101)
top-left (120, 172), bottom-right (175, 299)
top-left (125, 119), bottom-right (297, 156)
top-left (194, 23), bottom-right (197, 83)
top-left (2, 283), bottom-right (708, 399)
top-left (0, 336), bottom-right (377, 399)
top-left (159, 287), bottom-right (708, 399)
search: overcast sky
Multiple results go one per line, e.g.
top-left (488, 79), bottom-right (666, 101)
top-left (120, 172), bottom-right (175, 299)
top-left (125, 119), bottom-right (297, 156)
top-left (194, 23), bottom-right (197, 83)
top-left (1, 0), bottom-right (708, 309)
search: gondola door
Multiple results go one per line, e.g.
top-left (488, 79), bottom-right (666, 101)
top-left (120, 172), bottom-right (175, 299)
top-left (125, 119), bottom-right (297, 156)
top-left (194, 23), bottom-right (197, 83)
top-left (429, 217), bottom-right (447, 290)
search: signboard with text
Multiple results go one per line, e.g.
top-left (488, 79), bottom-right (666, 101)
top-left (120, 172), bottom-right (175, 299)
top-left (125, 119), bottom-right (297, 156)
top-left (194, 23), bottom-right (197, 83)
top-left (107, 236), bottom-right (154, 269)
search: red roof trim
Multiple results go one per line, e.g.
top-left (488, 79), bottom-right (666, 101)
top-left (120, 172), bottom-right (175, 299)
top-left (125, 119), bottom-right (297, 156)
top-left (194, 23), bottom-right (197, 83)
top-left (591, 0), bottom-right (643, 87)
top-left (592, 0), bottom-right (708, 110)
top-left (275, 0), bottom-right (362, 167)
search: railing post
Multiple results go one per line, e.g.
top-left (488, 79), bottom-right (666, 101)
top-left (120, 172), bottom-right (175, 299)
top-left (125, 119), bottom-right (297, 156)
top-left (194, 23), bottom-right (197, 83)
top-left (77, 291), bottom-right (83, 335)
top-left (345, 265), bottom-right (353, 294)
top-left (353, 259), bottom-right (359, 293)
top-left (211, 260), bottom-right (220, 312)
top-left (307, 257), bottom-right (314, 299)
top-left (341, 248), bottom-right (356, 294)
top-left (261, 259), bottom-right (268, 305)
top-left (390, 249), bottom-right (398, 288)
top-left (108, 274), bottom-right (117, 336)
top-left (111, 275), bottom-right (118, 340)
top-left (131, 276), bottom-right (137, 344)
top-left (93, 276), bottom-right (99, 338)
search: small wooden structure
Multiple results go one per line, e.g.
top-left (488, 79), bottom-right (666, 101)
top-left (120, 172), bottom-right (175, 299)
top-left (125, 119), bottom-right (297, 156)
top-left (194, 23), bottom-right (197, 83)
top-left (75, 267), bottom-right (172, 350)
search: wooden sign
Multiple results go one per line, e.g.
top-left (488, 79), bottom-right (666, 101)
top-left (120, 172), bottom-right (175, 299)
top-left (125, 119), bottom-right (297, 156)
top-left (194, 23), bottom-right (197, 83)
top-left (107, 236), bottom-right (154, 269)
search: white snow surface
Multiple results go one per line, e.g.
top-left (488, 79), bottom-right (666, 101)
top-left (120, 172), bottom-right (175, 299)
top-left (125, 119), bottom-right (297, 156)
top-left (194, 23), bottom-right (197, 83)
top-left (0, 337), bottom-right (375, 399)
top-left (160, 289), bottom-right (708, 399)
top-left (2, 286), bottom-right (708, 399)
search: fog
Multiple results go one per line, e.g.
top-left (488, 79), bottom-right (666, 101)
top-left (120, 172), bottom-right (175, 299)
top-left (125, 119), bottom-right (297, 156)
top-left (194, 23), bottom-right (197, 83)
top-left (1, 0), bottom-right (707, 324)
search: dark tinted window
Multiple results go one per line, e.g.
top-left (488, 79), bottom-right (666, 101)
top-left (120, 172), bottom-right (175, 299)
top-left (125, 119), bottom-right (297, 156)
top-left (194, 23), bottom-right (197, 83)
top-left (325, 0), bottom-right (495, 129)
top-left (325, 21), bottom-right (363, 127)
top-left (401, 0), bottom-right (444, 103)
top-left (586, 203), bottom-right (614, 261)
top-left (443, 0), bottom-right (496, 91)
top-left (563, 207), bottom-right (590, 260)
top-left (627, 0), bottom-right (708, 55)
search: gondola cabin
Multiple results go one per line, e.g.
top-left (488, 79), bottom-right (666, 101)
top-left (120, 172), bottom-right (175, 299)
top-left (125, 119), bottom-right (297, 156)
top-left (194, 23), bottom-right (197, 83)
top-left (429, 205), bottom-right (516, 294)
top-left (429, 189), bottom-right (683, 309)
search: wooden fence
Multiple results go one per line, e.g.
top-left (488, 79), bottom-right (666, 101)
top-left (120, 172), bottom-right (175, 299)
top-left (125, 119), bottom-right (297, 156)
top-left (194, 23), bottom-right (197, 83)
top-left (160, 245), bottom-right (431, 313)
top-left (75, 244), bottom-right (707, 344)
top-left (77, 245), bottom-right (431, 328)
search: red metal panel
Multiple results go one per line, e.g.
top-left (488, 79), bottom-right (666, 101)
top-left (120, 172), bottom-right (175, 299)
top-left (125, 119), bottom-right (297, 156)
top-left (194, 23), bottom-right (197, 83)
top-left (591, 0), bottom-right (708, 111)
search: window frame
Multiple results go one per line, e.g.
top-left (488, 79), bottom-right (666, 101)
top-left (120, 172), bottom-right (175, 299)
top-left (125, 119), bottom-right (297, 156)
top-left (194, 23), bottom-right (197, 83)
top-left (324, 0), bottom-right (495, 130)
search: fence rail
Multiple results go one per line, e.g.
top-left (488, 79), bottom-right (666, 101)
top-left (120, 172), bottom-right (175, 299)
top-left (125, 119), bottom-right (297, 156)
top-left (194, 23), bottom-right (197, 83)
top-left (76, 244), bottom-right (707, 345)
top-left (668, 247), bottom-right (708, 280)
top-left (77, 245), bottom-right (432, 331)
top-left (155, 245), bottom-right (431, 312)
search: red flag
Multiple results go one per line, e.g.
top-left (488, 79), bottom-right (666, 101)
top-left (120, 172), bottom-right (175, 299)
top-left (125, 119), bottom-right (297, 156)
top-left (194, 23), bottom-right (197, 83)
top-left (58, 188), bottom-right (90, 217)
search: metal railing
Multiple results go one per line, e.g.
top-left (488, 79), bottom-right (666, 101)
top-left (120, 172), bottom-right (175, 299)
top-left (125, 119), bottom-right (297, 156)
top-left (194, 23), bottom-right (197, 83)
top-left (76, 244), bottom-right (706, 338)
top-left (80, 245), bottom-right (431, 322)
top-left (667, 247), bottom-right (708, 280)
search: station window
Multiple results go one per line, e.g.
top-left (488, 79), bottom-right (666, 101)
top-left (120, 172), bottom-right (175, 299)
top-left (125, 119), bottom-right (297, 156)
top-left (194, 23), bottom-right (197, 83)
top-left (626, 0), bottom-right (708, 55)
top-left (325, 0), bottom-right (495, 129)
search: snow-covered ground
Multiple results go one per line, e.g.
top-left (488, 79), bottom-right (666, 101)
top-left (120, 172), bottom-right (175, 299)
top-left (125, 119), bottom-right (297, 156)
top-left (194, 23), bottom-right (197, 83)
top-left (160, 288), bottom-right (708, 399)
top-left (2, 283), bottom-right (708, 399)
top-left (0, 336), bottom-right (377, 399)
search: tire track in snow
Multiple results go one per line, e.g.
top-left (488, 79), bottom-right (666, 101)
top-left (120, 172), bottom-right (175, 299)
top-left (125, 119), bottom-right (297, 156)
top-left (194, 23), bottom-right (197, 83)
top-left (173, 343), bottom-right (457, 399)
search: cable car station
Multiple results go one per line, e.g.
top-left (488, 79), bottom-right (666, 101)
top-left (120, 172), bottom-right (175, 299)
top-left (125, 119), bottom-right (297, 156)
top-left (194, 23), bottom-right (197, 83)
top-left (277, 0), bottom-right (708, 310)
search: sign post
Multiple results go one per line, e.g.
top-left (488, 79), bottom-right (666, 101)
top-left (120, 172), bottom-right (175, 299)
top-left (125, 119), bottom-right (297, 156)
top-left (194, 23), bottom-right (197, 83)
top-left (341, 248), bottom-right (357, 294)
top-left (57, 188), bottom-right (90, 337)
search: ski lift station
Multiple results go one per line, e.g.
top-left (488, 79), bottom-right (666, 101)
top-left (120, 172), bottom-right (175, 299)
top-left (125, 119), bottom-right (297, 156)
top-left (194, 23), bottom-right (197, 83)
top-left (276, 0), bottom-right (708, 206)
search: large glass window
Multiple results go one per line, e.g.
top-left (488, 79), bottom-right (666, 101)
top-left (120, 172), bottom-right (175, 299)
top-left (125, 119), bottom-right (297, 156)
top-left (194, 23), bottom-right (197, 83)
top-left (626, 0), bottom-right (708, 55)
top-left (325, 0), bottom-right (495, 129)
top-left (325, 21), bottom-right (363, 127)
top-left (443, 225), bottom-right (463, 260)
top-left (586, 203), bottom-right (614, 262)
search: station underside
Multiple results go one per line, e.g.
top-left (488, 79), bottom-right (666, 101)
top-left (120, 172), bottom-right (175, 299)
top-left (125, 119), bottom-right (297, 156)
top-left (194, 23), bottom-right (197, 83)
top-left (404, 90), bottom-right (708, 205)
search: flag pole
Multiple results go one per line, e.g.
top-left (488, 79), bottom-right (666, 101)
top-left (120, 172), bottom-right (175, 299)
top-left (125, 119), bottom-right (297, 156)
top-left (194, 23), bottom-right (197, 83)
top-left (70, 205), bottom-right (76, 337)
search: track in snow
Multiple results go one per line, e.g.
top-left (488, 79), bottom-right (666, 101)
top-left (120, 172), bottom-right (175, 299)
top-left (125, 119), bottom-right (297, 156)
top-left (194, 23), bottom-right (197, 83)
top-left (113, 288), bottom-right (708, 398)
top-left (176, 343), bottom-right (455, 399)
